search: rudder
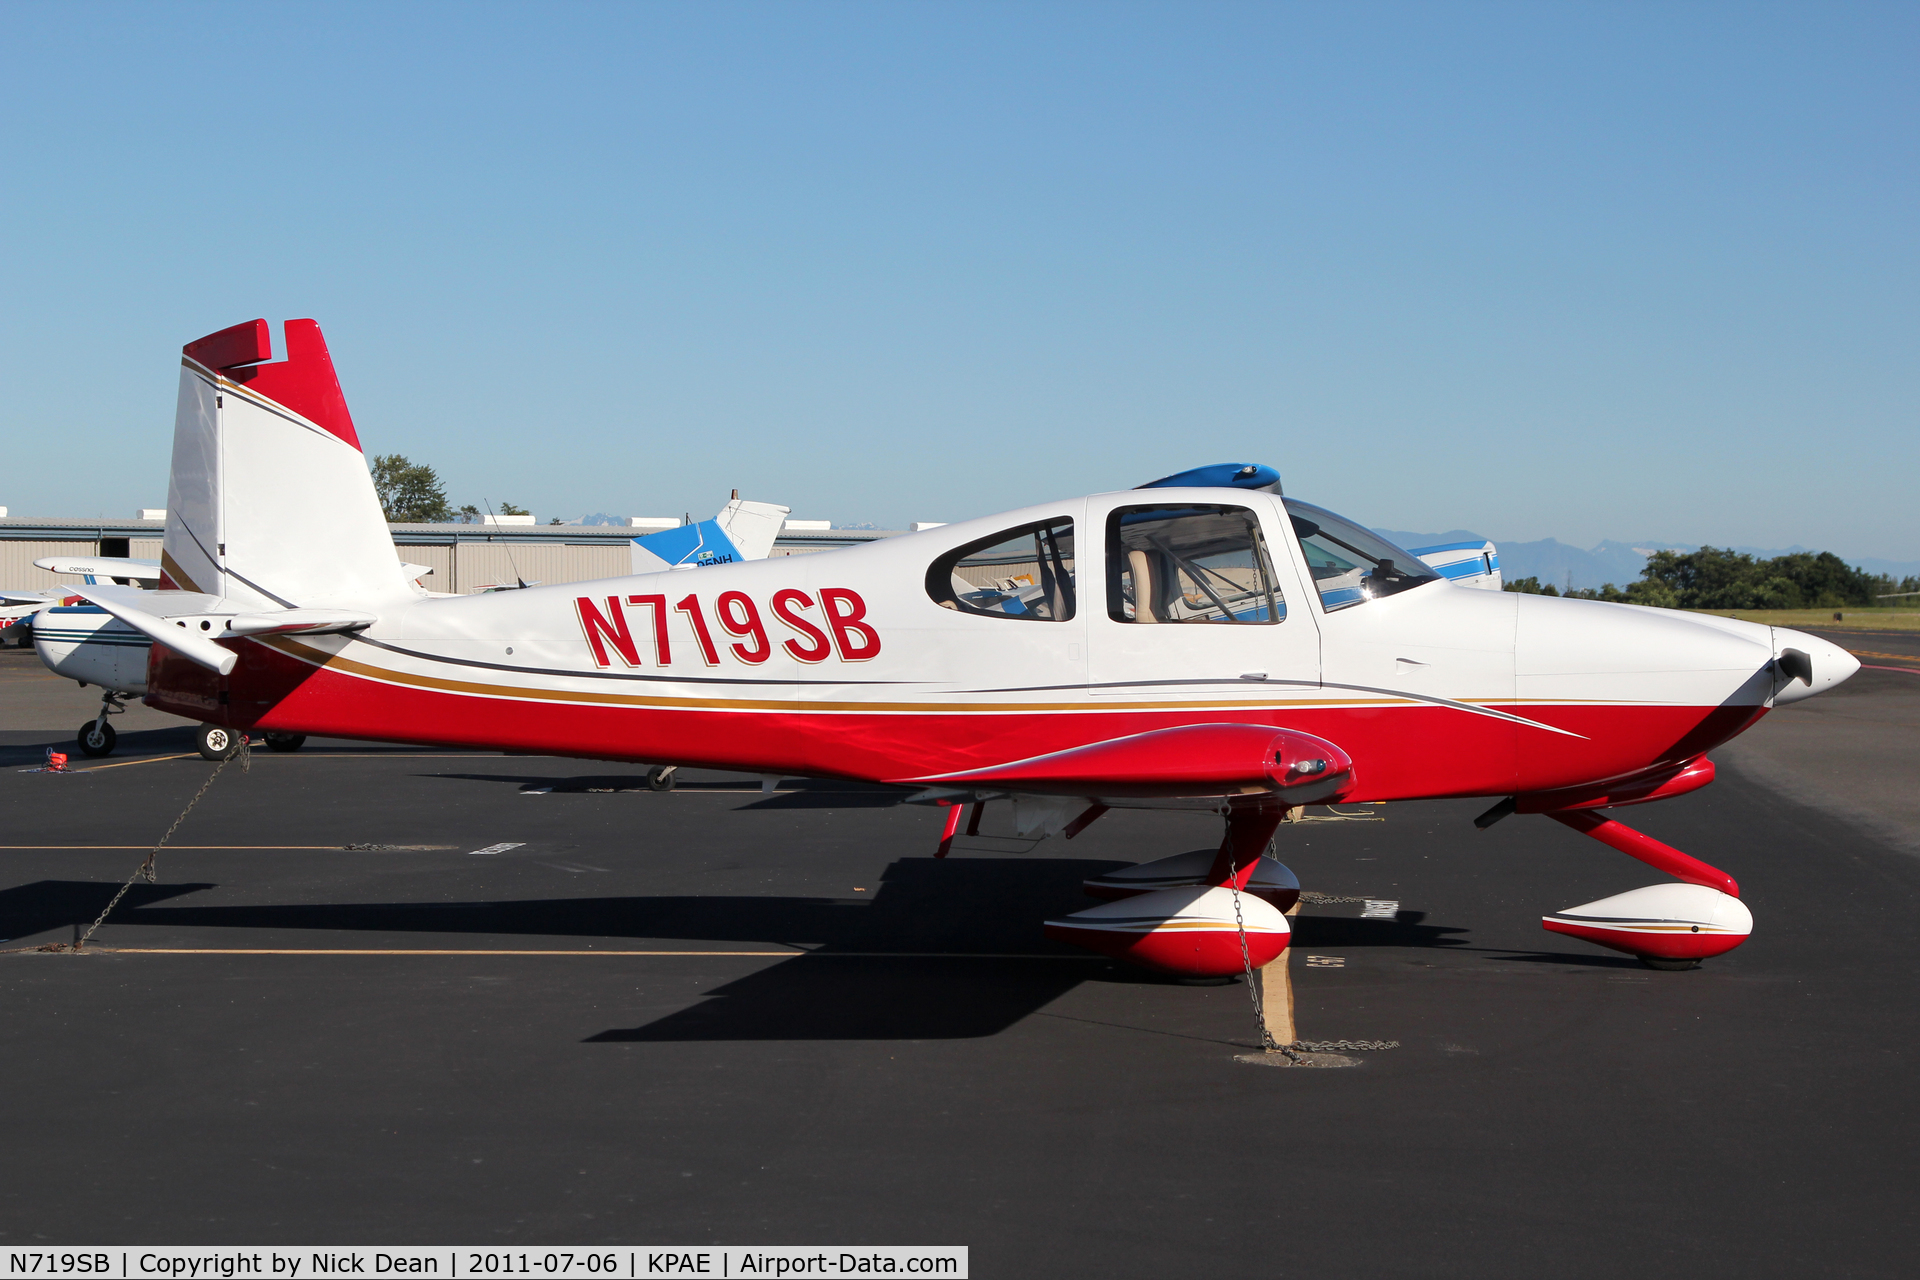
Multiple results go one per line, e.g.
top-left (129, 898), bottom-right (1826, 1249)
top-left (166, 319), bottom-right (414, 611)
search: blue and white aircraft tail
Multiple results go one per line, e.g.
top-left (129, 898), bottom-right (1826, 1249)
top-left (630, 497), bottom-right (792, 574)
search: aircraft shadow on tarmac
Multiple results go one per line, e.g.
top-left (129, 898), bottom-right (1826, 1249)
top-left (3, 857), bottom-right (1474, 1040)
top-left (434, 773), bottom-right (912, 809)
top-left (0, 879), bottom-right (214, 942)
top-left (0, 726), bottom-right (200, 762)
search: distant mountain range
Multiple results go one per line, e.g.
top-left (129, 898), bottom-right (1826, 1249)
top-left (548, 513), bottom-right (1914, 590)
top-left (1375, 529), bottom-right (1920, 592)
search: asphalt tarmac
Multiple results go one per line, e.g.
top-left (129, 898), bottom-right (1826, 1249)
top-left (2, 644), bottom-right (1916, 1276)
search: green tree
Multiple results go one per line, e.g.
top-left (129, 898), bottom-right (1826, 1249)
top-left (370, 455), bottom-right (453, 523)
top-left (1638, 547), bottom-right (1880, 609)
top-left (498, 502), bottom-right (529, 516)
top-left (1506, 547), bottom-right (1889, 610)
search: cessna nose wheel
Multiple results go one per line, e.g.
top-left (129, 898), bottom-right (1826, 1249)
top-left (75, 719), bottom-right (117, 757)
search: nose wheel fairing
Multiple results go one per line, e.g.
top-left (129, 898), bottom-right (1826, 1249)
top-left (1541, 809), bottom-right (1751, 966)
top-left (1544, 883), bottom-right (1752, 963)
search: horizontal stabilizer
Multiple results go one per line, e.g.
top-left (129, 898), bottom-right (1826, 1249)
top-left (33, 556), bottom-right (163, 583)
top-left (71, 585), bottom-right (236, 675)
top-left (223, 608), bottom-right (377, 637)
top-left (631, 519), bottom-right (746, 574)
top-left (2, 589), bottom-right (64, 606)
top-left (70, 586), bottom-right (376, 675)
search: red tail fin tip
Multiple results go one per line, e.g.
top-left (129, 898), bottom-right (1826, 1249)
top-left (182, 319), bottom-right (272, 371)
top-left (219, 319), bottom-right (361, 452)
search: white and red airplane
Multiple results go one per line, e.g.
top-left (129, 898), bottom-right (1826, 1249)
top-left (74, 319), bottom-right (1859, 977)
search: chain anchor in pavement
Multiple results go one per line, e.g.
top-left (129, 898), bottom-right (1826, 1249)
top-left (1230, 837), bottom-right (1401, 1063)
top-left (1227, 840), bottom-right (1298, 1062)
top-left (66, 734), bottom-right (252, 953)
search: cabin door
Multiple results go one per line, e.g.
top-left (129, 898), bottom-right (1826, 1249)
top-left (1086, 495), bottom-right (1321, 713)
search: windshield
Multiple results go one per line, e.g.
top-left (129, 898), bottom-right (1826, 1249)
top-left (1284, 499), bottom-right (1439, 611)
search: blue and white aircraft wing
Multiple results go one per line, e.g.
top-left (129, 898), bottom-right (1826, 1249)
top-left (1408, 540), bottom-right (1503, 590)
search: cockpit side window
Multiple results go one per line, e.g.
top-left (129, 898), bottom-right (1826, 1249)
top-left (926, 519), bottom-right (1076, 621)
top-left (1105, 505), bottom-right (1284, 624)
top-left (1284, 498), bottom-right (1439, 611)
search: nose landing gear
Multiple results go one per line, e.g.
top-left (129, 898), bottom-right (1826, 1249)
top-left (1540, 809), bottom-right (1750, 968)
top-left (74, 690), bottom-right (130, 758)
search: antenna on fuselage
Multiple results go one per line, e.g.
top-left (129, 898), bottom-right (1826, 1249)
top-left (483, 500), bottom-right (530, 590)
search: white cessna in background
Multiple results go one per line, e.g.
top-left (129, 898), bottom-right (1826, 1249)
top-left (6, 555), bottom-right (163, 756)
top-left (73, 318), bottom-right (1857, 979)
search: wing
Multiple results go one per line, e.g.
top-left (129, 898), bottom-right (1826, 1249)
top-left (893, 723), bottom-right (1356, 803)
top-left (32, 556), bottom-right (163, 584)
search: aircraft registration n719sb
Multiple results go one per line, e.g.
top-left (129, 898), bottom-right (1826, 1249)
top-left (78, 319), bottom-right (1860, 979)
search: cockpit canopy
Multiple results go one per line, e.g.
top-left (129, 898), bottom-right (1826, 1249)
top-left (924, 489), bottom-right (1439, 620)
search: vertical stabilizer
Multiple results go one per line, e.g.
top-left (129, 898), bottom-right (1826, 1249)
top-left (165, 320), bottom-right (414, 610)
top-left (714, 497), bottom-right (791, 561)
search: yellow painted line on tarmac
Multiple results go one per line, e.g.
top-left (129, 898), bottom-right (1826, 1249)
top-left (74, 948), bottom-right (811, 956)
top-left (22, 947), bottom-right (1105, 959)
top-left (76, 753), bottom-right (199, 770)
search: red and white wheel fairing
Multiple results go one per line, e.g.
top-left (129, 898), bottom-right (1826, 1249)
top-left (1542, 883), bottom-right (1752, 962)
top-left (1044, 886), bottom-right (1290, 977)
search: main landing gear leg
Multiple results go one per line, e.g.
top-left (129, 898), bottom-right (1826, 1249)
top-left (1542, 810), bottom-right (1751, 969)
top-left (1205, 805), bottom-right (1289, 891)
top-left (934, 802), bottom-right (964, 858)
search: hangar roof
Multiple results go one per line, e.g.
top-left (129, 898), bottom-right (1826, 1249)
top-left (0, 517), bottom-right (899, 551)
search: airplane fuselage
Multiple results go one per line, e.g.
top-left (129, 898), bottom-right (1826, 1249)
top-left (146, 489), bottom-right (1848, 805)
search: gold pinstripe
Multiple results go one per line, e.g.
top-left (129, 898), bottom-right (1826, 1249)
top-left (259, 634), bottom-right (1636, 723)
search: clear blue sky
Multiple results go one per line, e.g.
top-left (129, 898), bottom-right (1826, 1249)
top-left (3, 2), bottom-right (1914, 557)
